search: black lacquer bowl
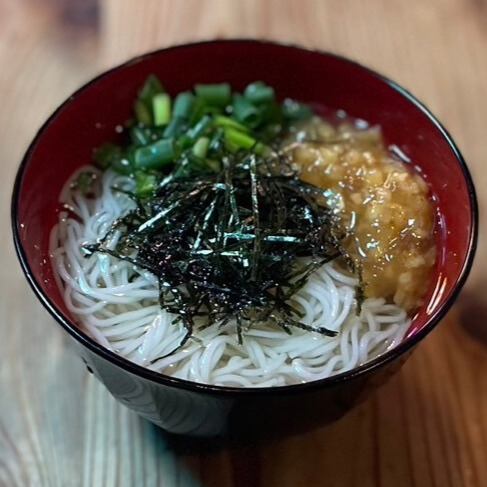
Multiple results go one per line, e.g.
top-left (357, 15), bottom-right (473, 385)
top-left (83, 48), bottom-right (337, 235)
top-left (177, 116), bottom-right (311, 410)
top-left (12, 40), bottom-right (477, 439)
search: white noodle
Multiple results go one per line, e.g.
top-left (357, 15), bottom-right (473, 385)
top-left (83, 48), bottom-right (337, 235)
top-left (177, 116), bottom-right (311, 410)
top-left (50, 168), bottom-right (410, 387)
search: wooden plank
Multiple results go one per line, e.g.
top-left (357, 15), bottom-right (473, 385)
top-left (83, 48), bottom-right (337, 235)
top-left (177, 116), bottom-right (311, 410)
top-left (1, 0), bottom-right (486, 485)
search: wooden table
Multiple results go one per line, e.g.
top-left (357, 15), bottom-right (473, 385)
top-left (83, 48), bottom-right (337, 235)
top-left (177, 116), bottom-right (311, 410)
top-left (1, 1), bottom-right (486, 485)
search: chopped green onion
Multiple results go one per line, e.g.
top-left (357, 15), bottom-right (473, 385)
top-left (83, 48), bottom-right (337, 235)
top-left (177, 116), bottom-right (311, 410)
top-left (222, 128), bottom-right (269, 155)
top-left (189, 97), bottom-right (205, 125)
top-left (224, 128), bottom-right (257, 152)
top-left (134, 100), bottom-right (152, 125)
top-left (259, 101), bottom-right (283, 126)
top-left (131, 125), bottom-right (167, 146)
top-left (187, 115), bottom-right (212, 140)
top-left (202, 106), bottom-right (224, 116)
top-left (112, 155), bottom-right (134, 175)
top-left (282, 98), bottom-right (313, 120)
top-left (153, 93), bottom-right (171, 126)
top-left (176, 134), bottom-right (194, 150)
top-left (213, 115), bottom-right (249, 132)
top-left (192, 137), bottom-right (210, 159)
top-left (189, 100), bottom-right (223, 125)
top-left (138, 75), bottom-right (164, 105)
top-left (194, 83), bottom-right (231, 107)
top-left (244, 81), bottom-right (275, 105)
top-left (93, 143), bottom-right (122, 169)
top-left (164, 117), bottom-right (186, 138)
top-left (172, 157), bottom-right (192, 179)
top-left (73, 171), bottom-right (96, 194)
top-left (232, 94), bottom-right (261, 128)
top-left (208, 128), bottom-right (224, 153)
top-left (135, 75), bottom-right (165, 125)
top-left (134, 138), bottom-right (175, 170)
top-left (173, 91), bottom-right (195, 119)
top-left (135, 172), bottom-right (158, 197)
top-left (130, 126), bottom-right (150, 146)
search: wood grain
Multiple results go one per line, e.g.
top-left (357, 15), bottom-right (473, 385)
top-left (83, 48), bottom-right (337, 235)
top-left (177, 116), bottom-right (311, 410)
top-left (1, 0), bottom-right (486, 485)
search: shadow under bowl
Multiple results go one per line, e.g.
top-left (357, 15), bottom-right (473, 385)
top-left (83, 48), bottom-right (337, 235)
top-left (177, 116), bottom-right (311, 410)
top-left (11, 40), bottom-right (478, 440)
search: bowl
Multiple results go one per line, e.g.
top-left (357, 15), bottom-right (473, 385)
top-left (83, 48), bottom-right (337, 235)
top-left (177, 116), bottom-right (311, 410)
top-left (11, 40), bottom-right (478, 439)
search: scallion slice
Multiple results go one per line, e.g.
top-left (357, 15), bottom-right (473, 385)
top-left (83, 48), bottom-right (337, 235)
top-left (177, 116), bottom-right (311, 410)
top-left (173, 91), bottom-right (195, 119)
top-left (232, 94), bottom-right (261, 128)
top-left (224, 128), bottom-right (257, 152)
top-left (164, 117), bottom-right (186, 138)
top-left (244, 81), bottom-right (275, 105)
top-left (195, 83), bottom-right (231, 107)
top-left (134, 100), bottom-right (152, 125)
top-left (192, 136), bottom-right (210, 159)
top-left (187, 115), bottom-right (212, 140)
top-left (130, 126), bottom-right (150, 146)
top-left (134, 138), bottom-right (175, 169)
top-left (138, 75), bottom-right (164, 105)
top-left (282, 98), bottom-right (313, 120)
top-left (213, 115), bottom-right (249, 132)
top-left (153, 93), bottom-right (171, 126)
top-left (135, 172), bottom-right (158, 197)
top-left (93, 143), bottom-right (122, 169)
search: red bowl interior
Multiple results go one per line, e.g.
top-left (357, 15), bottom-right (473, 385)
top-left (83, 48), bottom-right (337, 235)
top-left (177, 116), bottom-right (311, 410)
top-left (13, 40), bottom-right (476, 371)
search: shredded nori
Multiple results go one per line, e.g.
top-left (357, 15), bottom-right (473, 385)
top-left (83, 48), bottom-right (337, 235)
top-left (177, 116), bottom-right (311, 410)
top-left (84, 150), bottom-right (361, 356)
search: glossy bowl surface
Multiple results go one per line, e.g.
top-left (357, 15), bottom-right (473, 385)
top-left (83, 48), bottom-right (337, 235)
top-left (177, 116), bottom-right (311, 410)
top-left (12, 40), bottom-right (477, 438)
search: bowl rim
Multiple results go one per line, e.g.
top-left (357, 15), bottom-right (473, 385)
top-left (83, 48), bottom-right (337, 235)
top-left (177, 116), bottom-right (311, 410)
top-left (11, 38), bottom-right (478, 396)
